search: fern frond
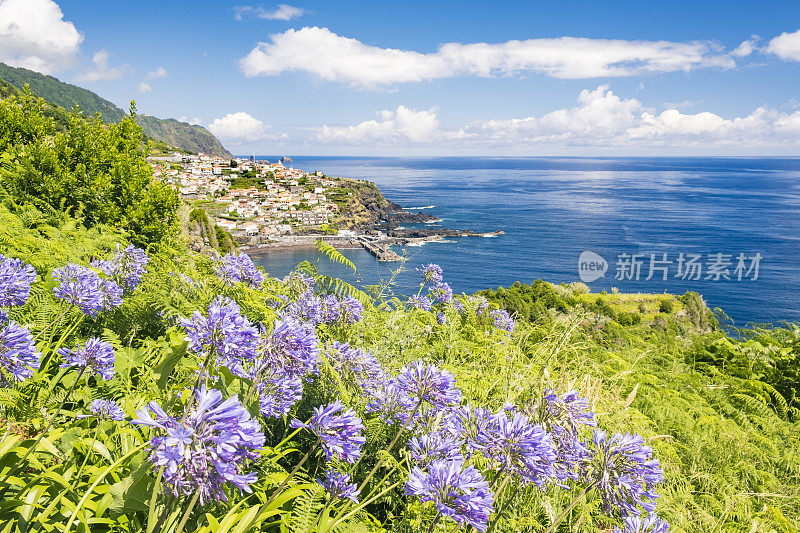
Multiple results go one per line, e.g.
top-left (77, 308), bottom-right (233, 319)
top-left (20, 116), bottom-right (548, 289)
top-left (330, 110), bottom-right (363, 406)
top-left (315, 240), bottom-right (356, 273)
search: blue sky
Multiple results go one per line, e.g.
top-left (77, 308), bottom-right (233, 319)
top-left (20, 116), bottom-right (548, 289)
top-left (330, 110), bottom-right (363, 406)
top-left (2, 0), bottom-right (800, 155)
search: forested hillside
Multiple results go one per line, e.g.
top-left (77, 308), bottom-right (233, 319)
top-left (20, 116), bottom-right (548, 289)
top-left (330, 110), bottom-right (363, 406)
top-left (0, 62), bottom-right (232, 157)
top-left (0, 89), bottom-right (797, 533)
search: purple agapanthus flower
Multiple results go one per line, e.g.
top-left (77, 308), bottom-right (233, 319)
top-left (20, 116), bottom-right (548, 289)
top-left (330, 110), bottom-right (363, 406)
top-left (0, 321), bottom-right (40, 383)
top-left (442, 404), bottom-right (497, 456)
top-left (92, 245), bottom-right (149, 291)
top-left (215, 252), bottom-right (264, 288)
top-left (436, 312), bottom-right (446, 324)
top-left (407, 295), bottom-right (432, 312)
top-left (0, 255), bottom-right (37, 307)
top-left (545, 390), bottom-right (597, 432)
top-left (613, 513), bottom-right (670, 533)
top-left (395, 360), bottom-right (462, 409)
top-left (419, 264), bottom-right (444, 284)
top-left (99, 279), bottom-right (123, 311)
top-left (53, 264), bottom-right (106, 317)
top-left (408, 432), bottom-right (464, 466)
top-left (325, 341), bottom-right (383, 390)
top-left (474, 411), bottom-right (556, 486)
top-left (260, 316), bottom-right (319, 379)
top-left (180, 296), bottom-right (259, 377)
top-left (0, 309), bottom-right (7, 324)
top-left (132, 386), bottom-right (265, 504)
top-left (339, 296), bottom-right (364, 324)
top-left (588, 430), bottom-right (664, 517)
top-left (365, 378), bottom-right (418, 424)
top-left (58, 337), bottom-right (116, 380)
top-left (258, 369), bottom-right (303, 418)
top-left (86, 398), bottom-right (125, 421)
top-left (317, 469), bottom-right (360, 503)
top-left (406, 459), bottom-right (494, 532)
top-left (322, 295), bottom-right (341, 322)
top-left (431, 282), bottom-right (453, 303)
top-left (291, 400), bottom-right (365, 463)
top-left (490, 309), bottom-right (514, 334)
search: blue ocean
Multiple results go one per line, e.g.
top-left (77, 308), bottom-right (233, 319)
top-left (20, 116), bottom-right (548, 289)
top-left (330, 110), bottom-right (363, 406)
top-left (249, 157), bottom-right (800, 327)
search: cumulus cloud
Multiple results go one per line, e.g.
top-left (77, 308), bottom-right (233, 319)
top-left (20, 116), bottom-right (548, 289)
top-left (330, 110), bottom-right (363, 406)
top-left (234, 4), bottom-right (304, 21)
top-left (316, 86), bottom-right (800, 149)
top-left (146, 66), bottom-right (167, 79)
top-left (0, 0), bottom-right (83, 74)
top-left (137, 82), bottom-right (151, 93)
top-left (74, 49), bottom-right (132, 82)
top-left (731, 36), bottom-right (759, 57)
top-left (239, 27), bottom-right (736, 87)
top-left (765, 29), bottom-right (800, 61)
top-left (208, 112), bottom-right (270, 143)
top-left (318, 106), bottom-right (455, 144)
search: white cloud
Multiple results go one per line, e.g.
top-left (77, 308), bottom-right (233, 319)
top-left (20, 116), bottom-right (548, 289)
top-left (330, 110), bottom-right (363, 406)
top-left (234, 4), bottom-right (304, 21)
top-left (731, 36), bottom-right (759, 57)
top-left (146, 66), bottom-right (167, 79)
top-left (315, 86), bottom-right (800, 149)
top-left (0, 0), bottom-right (83, 74)
top-left (137, 82), bottom-right (151, 93)
top-left (240, 27), bottom-right (736, 87)
top-left (318, 106), bottom-right (453, 144)
top-left (189, 116), bottom-right (202, 126)
top-left (74, 49), bottom-right (132, 82)
top-left (765, 29), bottom-right (800, 61)
top-left (208, 112), bottom-right (269, 143)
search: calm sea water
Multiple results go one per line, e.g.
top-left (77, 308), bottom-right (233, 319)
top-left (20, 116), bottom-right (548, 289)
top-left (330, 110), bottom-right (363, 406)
top-left (249, 157), bottom-right (800, 327)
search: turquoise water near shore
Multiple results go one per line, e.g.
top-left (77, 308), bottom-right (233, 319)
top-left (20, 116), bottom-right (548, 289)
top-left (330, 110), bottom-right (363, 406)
top-left (249, 157), bottom-right (800, 327)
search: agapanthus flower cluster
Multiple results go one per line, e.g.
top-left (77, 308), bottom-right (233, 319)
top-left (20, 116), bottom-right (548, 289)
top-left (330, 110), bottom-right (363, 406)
top-left (84, 398), bottom-right (125, 421)
top-left (473, 411), bottom-right (555, 485)
top-left (0, 309), bottom-right (7, 324)
top-left (406, 459), bottom-right (494, 532)
top-left (0, 254), bottom-right (37, 307)
top-left (53, 264), bottom-right (122, 317)
top-left (215, 252), bottom-right (264, 288)
top-left (291, 400), bottom-right (365, 463)
top-left (317, 469), bottom-right (360, 503)
top-left (408, 432), bottom-right (464, 466)
top-left (257, 369), bottom-right (303, 418)
top-left (418, 264), bottom-right (444, 284)
top-left (407, 295), bottom-right (432, 311)
top-left (613, 513), bottom-right (670, 533)
top-left (325, 341), bottom-right (383, 390)
top-left (339, 296), bottom-right (364, 323)
top-left (442, 404), bottom-right (497, 456)
top-left (58, 337), bottom-right (117, 380)
top-left (132, 386), bottom-right (265, 504)
top-left (259, 316), bottom-right (319, 379)
top-left (92, 245), bottom-right (149, 291)
top-left (490, 309), bottom-right (515, 334)
top-left (524, 389), bottom-right (597, 481)
top-left (0, 321), bottom-right (40, 383)
top-left (431, 282), bottom-right (453, 303)
top-left (180, 296), bottom-right (258, 377)
top-left (365, 380), bottom-right (418, 424)
top-left (588, 430), bottom-right (664, 517)
top-left (395, 360), bottom-right (462, 409)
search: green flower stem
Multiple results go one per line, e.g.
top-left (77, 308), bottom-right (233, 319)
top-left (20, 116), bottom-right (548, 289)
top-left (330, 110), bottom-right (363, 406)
top-left (541, 482), bottom-right (596, 533)
top-left (324, 479), bottom-right (403, 532)
top-left (173, 492), bottom-right (199, 533)
top-left (356, 399), bottom-right (423, 494)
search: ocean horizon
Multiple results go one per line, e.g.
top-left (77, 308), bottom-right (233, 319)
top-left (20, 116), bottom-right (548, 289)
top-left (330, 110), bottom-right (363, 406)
top-left (245, 156), bottom-right (800, 327)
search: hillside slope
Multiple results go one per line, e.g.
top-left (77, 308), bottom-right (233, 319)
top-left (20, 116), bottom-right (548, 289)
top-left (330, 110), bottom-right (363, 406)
top-left (134, 114), bottom-right (233, 158)
top-left (0, 62), bottom-right (232, 157)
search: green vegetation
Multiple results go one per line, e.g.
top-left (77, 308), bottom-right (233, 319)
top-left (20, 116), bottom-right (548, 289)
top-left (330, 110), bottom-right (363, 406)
top-left (0, 62), bottom-right (232, 157)
top-left (134, 115), bottom-right (233, 158)
top-left (0, 90), bottom-right (179, 247)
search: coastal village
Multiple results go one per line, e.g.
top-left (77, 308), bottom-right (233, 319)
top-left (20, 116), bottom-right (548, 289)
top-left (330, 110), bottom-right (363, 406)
top-left (147, 152), bottom-right (500, 260)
